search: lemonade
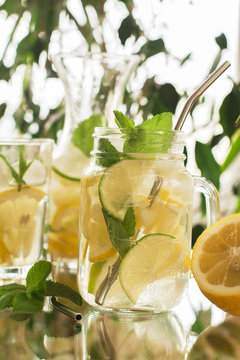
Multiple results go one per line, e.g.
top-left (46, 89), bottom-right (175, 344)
top-left (0, 139), bottom-right (53, 279)
top-left (77, 112), bottom-right (219, 312)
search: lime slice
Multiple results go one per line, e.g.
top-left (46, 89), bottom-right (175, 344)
top-left (99, 160), bottom-right (153, 221)
top-left (119, 233), bottom-right (187, 304)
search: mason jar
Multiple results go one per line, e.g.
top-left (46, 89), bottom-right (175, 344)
top-left (78, 127), bottom-right (220, 312)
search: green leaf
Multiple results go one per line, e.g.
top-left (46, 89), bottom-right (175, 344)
top-left (45, 280), bottom-right (82, 306)
top-left (122, 112), bottom-right (173, 154)
top-left (0, 103), bottom-right (7, 118)
top-left (96, 138), bottom-right (121, 168)
top-left (0, 154), bottom-right (21, 184)
top-left (215, 33), bottom-right (227, 50)
top-left (118, 14), bottom-right (141, 45)
top-left (26, 260), bottom-right (52, 296)
top-left (0, 283), bottom-right (26, 296)
top-left (139, 112), bottom-right (172, 131)
top-left (220, 83), bottom-right (240, 138)
top-left (195, 141), bottom-right (221, 189)
top-left (72, 114), bottom-right (107, 157)
top-left (114, 110), bottom-right (135, 129)
top-left (191, 308), bottom-right (212, 334)
top-left (221, 129), bottom-right (240, 172)
top-left (102, 208), bottom-right (133, 257)
top-left (138, 39), bottom-right (167, 59)
top-left (0, 289), bottom-right (26, 310)
top-left (123, 207), bottom-right (136, 237)
top-left (13, 293), bottom-right (44, 313)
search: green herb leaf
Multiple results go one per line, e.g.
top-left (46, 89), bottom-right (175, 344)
top-left (13, 293), bottom-right (44, 314)
top-left (26, 260), bottom-right (52, 297)
top-left (0, 283), bottom-right (26, 296)
top-left (102, 207), bottom-right (135, 257)
top-left (0, 154), bottom-right (21, 183)
top-left (45, 280), bottom-right (82, 306)
top-left (195, 141), bottom-right (221, 189)
top-left (72, 114), bottom-right (107, 157)
top-left (0, 289), bottom-right (26, 310)
top-left (138, 112), bottom-right (172, 131)
top-left (121, 112), bottom-right (173, 153)
top-left (96, 138), bottom-right (121, 168)
top-left (221, 129), bottom-right (240, 172)
top-left (114, 110), bottom-right (135, 129)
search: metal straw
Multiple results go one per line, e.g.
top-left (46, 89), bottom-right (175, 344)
top-left (51, 296), bottom-right (82, 321)
top-left (174, 61), bottom-right (231, 130)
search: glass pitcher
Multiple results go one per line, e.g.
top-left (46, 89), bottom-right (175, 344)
top-left (78, 127), bottom-right (220, 312)
top-left (49, 52), bottom-right (139, 271)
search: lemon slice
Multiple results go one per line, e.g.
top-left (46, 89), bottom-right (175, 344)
top-left (191, 213), bottom-right (240, 316)
top-left (51, 203), bottom-right (80, 234)
top-left (48, 231), bottom-right (78, 258)
top-left (99, 160), bottom-right (153, 221)
top-left (0, 187), bottom-right (46, 262)
top-left (119, 233), bottom-right (187, 304)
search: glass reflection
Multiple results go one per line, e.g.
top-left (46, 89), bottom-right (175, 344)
top-left (77, 309), bottom-right (187, 360)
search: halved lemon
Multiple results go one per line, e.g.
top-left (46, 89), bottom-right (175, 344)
top-left (191, 213), bottom-right (240, 316)
top-left (0, 187), bottom-right (46, 261)
top-left (119, 233), bottom-right (188, 304)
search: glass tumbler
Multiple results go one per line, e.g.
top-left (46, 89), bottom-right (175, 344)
top-left (78, 128), bottom-right (220, 312)
top-left (0, 138), bottom-right (53, 280)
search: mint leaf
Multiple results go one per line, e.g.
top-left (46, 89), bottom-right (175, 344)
top-left (13, 293), bottom-right (44, 313)
top-left (138, 112), bottom-right (172, 130)
top-left (0, 289), bottom-right (26, 310)
top-left (18, 145), bottom-right (33, 187)
top-left (102, 208), bottom-right (134, 257)
top-left (96, 138), bottom-right (121, 168)
top-left (45, 280), bottom-right (82, 306)
top-left (72, 114), bottom-right (107, 157)
top-left (0, 154), bottom-right (20, 183)
top-left (26, 260), bottom-right (52, 297)
top-left (0, 283), bottom-right (26, 296)
top-left (123, 207), bottom-right (136, 237)
top-left (114, 110), bottom-right (135, 129)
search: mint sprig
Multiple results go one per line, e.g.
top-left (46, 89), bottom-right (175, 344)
top-left (0, 145), bottom-right (33, 191)
top-left (0, 260), bottom-right (82, 318)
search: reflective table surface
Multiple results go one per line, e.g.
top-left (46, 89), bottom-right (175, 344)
top-left (0, 276), bottom-right (236, 360)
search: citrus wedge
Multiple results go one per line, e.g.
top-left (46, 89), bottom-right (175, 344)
top-left (119, 233), bottom-right (187, 304)
top-left (48, 231), bottom-right (78, 258)
top-left (191, 213), bottom-right (240, 316)
top-left (0, 187), bottom-right (46, 262)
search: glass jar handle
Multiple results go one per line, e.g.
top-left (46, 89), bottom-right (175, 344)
top-left (193, 176), bottom-right (221, 227)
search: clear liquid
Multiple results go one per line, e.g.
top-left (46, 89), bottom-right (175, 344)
top-left (78, 159), bottom-right (194, 312)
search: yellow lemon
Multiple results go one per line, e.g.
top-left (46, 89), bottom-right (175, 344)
top-left (191, 213), bottom-right (240, 316)
top-left (0, 187), bottom-right (46, 263)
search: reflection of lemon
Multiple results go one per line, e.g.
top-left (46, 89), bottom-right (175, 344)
top-left (49, 203), bottom-right (80, 258)
top-left (191, 213), bottom-right (240, 316)
top-left (0, 187), bottom-right (46, 263)
top-left (51, 203), bottom-right (80, 234)
top-left (48, 231), bottom-right (78, 258)
top-left (119, 233), bottom-right (188, 304)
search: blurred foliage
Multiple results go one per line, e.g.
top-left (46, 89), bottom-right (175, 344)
top-left (0, 0), bottom-right (239, 227)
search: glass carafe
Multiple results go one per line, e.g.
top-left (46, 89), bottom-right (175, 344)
top-left (78, 127), bottom-right (220, 312)
top-left (49, 52), bottom-right (139, 272)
